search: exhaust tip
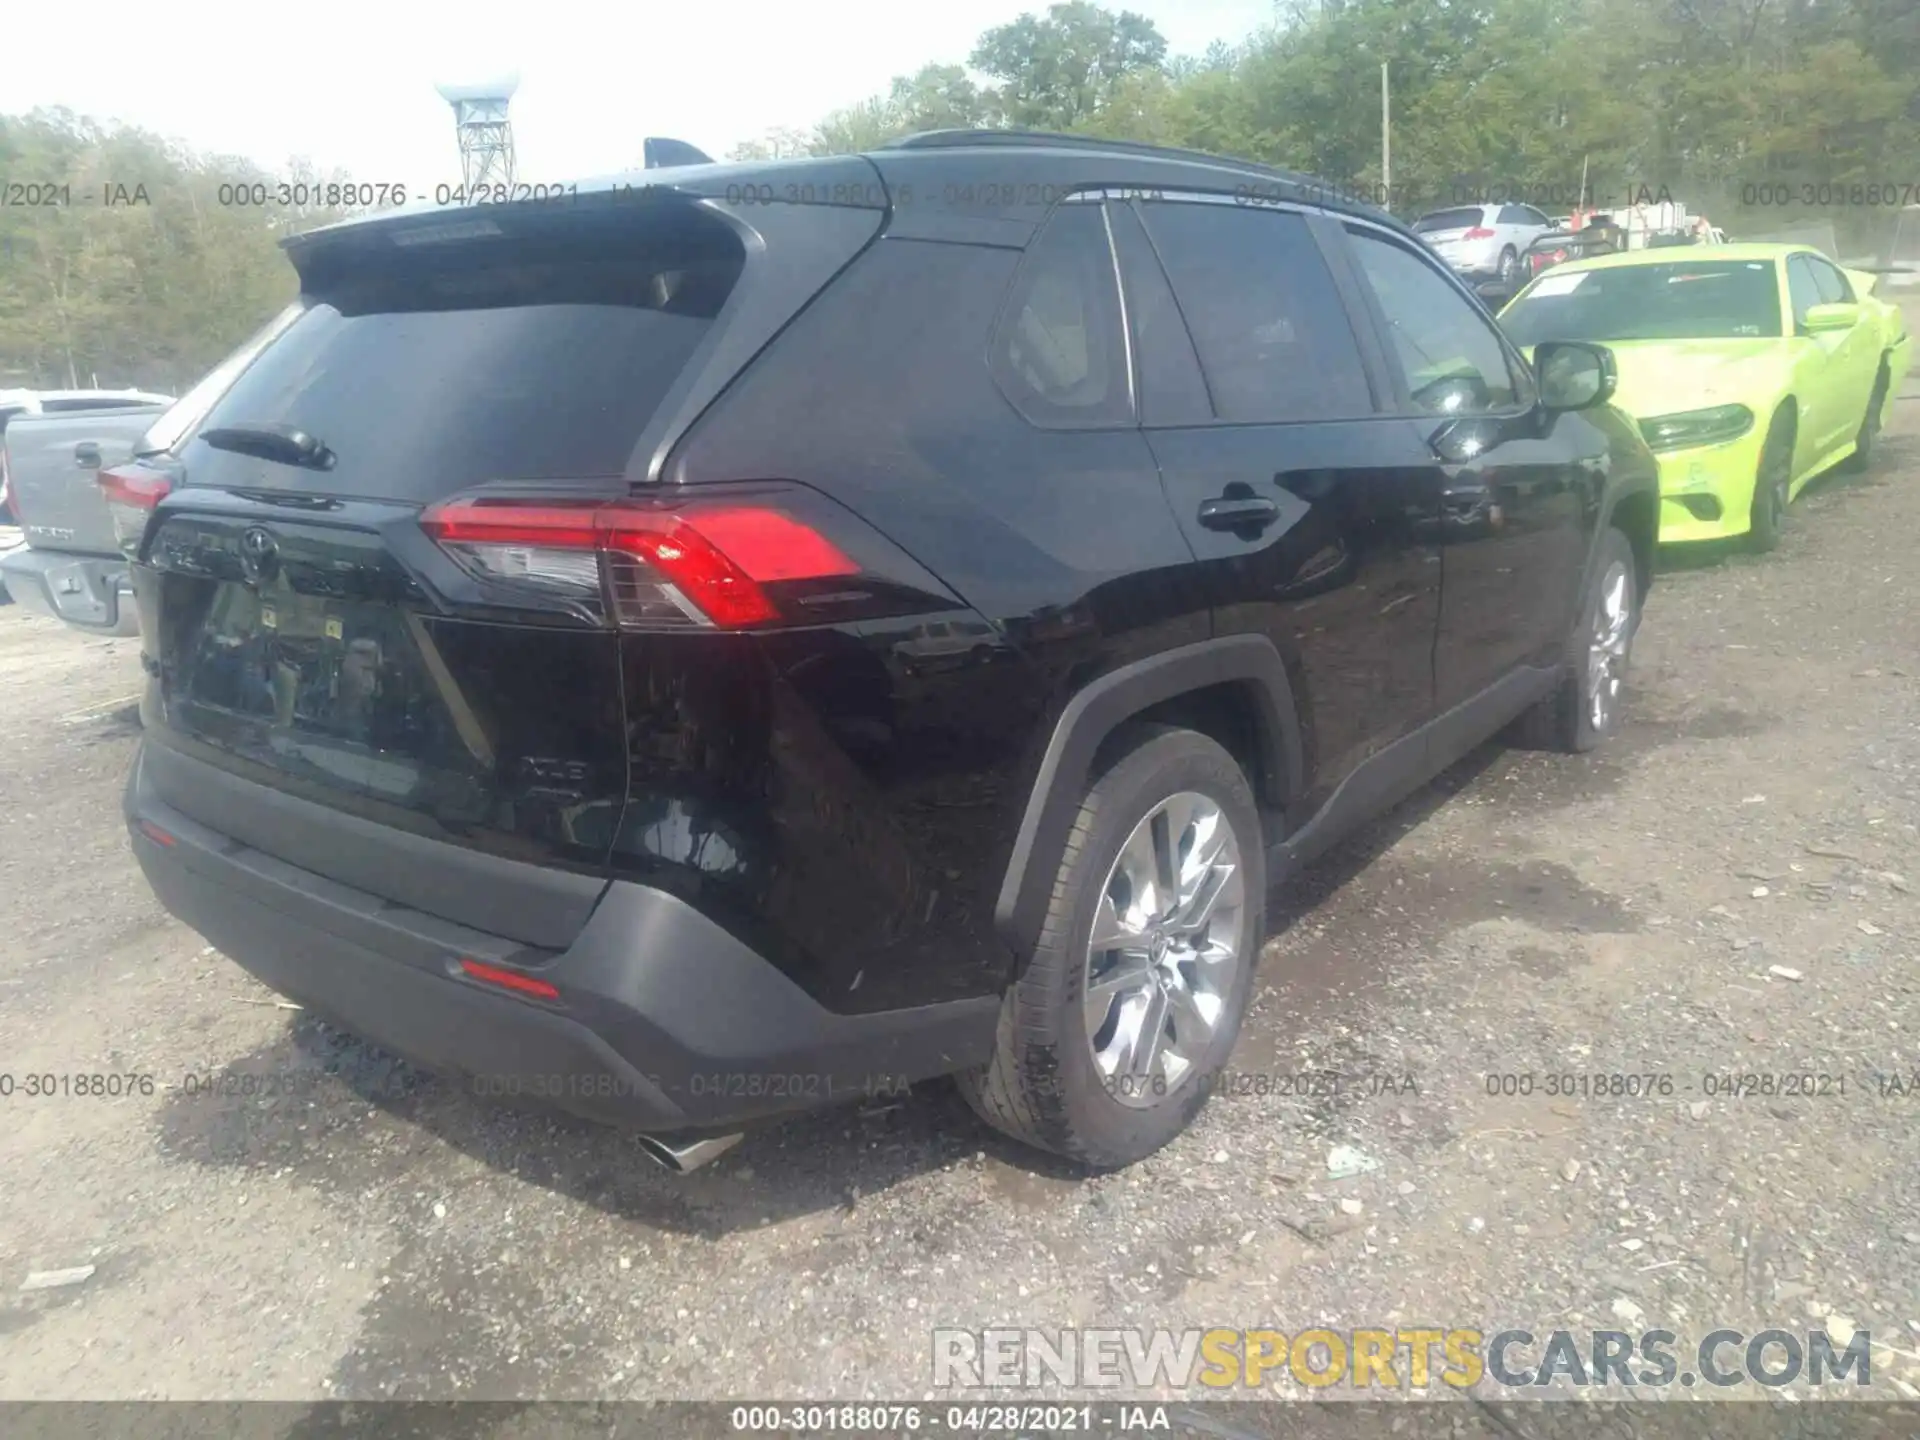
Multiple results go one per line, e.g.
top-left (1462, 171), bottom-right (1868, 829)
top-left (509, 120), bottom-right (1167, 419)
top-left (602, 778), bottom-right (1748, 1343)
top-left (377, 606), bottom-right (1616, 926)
top-left (635, 1131), bottom-right (744, 1174)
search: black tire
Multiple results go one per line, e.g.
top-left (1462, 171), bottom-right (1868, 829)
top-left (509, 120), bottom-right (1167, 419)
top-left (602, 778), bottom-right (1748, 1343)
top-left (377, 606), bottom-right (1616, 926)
top-left (1496, 247), bottom-right (1518, 284)
top-left (1747, 413), bottom-right (1794, 553)
top-left (1843, 365), bottom-right (1889, 473)
top-left (1508, 525), bottom-right (1640, 754)
top-left (958, 726), bottom-right (1264, 1167)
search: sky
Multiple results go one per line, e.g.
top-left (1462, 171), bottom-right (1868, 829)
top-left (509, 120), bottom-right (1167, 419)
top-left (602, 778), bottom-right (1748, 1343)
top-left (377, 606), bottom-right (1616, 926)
top-left (9, 0), bottom-right (1279, 194)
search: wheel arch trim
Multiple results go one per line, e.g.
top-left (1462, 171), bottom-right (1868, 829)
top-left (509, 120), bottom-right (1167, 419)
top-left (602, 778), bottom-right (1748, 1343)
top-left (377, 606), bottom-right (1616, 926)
top-left (993, 634), bottom-right (1302, 957)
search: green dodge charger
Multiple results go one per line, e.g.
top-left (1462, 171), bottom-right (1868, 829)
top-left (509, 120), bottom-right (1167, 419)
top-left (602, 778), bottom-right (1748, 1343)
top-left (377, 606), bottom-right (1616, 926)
top-left (1500, 244), bottom-right (1911, 550)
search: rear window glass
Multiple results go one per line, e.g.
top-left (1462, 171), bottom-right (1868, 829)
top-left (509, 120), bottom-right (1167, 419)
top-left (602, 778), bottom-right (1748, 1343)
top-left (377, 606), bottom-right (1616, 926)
top-left (187, 205), bottom-right (746, 497)
top-left (1414, 208), bottom-right (1486, 234)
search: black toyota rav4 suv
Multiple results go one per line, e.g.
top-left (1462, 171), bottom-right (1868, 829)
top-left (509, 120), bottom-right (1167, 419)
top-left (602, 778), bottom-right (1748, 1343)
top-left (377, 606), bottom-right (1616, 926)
top-left (116, 131), bottom-right (1658, 1170)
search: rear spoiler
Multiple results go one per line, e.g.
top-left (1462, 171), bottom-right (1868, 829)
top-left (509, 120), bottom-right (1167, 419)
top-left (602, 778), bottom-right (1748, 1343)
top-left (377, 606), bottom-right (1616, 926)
top-left (283, 154), bottom-right (715, 265)
top-left (281, 149), bottom-right (885, 278)
top-left (644, 137), bottom-right (713, 168)
top-left (282, 179), bottom-right (711, 280)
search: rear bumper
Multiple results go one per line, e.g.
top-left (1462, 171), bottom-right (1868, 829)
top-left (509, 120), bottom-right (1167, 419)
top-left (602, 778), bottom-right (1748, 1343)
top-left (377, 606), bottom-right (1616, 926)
top-left (1438, 243), bottom-right (1502, 277)
top-left (0, 545), bottom-right (137, 634)
top-left (125, 743), bottom-right (998, 1133)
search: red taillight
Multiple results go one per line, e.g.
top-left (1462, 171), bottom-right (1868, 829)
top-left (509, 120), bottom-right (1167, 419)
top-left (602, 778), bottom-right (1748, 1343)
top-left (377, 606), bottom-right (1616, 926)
top-left (459, 958), bottom-right (560, 1001)
top-left (99, 464), bottom-right (173, 558)
top-left (100, 464), bottom-right (172, 509)
top-left (419, 492), bottom-right (861, 631)
top-left (1462, 226), bottom-right (1496, 240)
top-left (136, 820), bottom-right (177, 848)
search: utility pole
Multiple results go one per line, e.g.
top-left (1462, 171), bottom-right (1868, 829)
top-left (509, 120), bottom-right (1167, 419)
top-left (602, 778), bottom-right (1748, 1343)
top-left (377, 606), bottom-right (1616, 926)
top-left (1381, 61), bottom-right (1392, 212)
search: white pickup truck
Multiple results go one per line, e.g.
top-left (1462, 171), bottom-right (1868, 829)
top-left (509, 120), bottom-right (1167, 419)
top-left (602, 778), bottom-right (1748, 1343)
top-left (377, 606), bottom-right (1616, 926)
top-left (0, 390), bottom-right (175, 634)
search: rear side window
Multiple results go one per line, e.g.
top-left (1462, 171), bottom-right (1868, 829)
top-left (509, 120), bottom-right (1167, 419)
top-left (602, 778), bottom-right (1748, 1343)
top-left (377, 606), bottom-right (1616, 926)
top-left (1138, 203), bottom-right (1372, 423)
top-left (1808, 256), bottom-right (1854, 303)
top-left (188, 204), bottom-right (746, 497)
top-left (992, 202), bottom-right (1131, 428)
top-left (1346, 229), bottom-right (1522, 415)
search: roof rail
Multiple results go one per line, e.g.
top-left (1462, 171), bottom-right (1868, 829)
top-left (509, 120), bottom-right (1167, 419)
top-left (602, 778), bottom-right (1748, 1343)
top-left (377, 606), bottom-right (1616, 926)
top-left (879, 128), bottom-right (1309, 182)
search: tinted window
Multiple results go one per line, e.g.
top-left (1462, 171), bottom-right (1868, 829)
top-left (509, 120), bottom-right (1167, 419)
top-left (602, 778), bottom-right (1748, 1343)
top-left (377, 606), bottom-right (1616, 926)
top-left (1503, 259), bottom-right (1785, 344)
top-left (993, 201), bottom-right (1131, 427)
top-left (1413, 207), bottom-right (1487, 235)
top-left (1347, 230), bottom-right (1520, 414)
top-left (1138, 203), bottom-right (1371, 423)
top-left (1786, 256), bottom-right (1822, 327)
top-left (143, 304), bottom-right (304, 457)
top-left (188, 204), bottom-right (746, 498)
top-left (1808, 256), bottom-right (1854, 304)
top-left (1498, 205), bottom-right (1531, 226)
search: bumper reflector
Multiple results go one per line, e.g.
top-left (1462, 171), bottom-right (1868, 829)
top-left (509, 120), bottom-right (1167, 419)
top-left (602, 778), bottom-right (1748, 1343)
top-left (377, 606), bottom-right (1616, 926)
top-left (459, 957), bottom-right (561, 1001)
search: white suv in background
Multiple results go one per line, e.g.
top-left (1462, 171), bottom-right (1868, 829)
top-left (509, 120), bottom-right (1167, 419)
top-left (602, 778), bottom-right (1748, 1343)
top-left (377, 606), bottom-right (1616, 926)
top-left (1411, 202), bottom-right (1554, 285)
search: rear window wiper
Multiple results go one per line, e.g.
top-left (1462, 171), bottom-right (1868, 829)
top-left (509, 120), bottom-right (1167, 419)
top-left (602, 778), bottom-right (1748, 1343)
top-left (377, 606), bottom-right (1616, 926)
top-left (199, 424), bottom-right (336, 471)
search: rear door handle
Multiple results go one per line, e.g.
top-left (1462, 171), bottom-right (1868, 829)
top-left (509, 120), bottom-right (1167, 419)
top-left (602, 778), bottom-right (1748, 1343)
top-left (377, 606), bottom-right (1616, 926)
top-left (73, 442), bottom-right (102, 469)
top-left (1197, 496), bottom-right (1280, 532)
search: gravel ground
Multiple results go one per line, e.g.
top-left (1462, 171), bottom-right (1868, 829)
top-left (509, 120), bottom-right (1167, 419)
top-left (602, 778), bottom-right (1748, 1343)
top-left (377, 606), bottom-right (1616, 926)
top-left (1, 346), bottom-right (1918, 1407)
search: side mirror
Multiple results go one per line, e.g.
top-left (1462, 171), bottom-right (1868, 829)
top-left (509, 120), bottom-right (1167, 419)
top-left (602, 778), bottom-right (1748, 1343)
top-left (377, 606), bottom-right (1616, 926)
top-left (1803, 301), bottom-right (1859, 333)
top-left (1533, 340), bottom-right (1616, 412)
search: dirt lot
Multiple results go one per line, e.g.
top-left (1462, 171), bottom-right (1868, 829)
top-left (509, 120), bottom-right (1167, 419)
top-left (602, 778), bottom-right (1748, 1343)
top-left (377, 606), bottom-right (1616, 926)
top-left (2, 345), bottom-right (1918, 1406)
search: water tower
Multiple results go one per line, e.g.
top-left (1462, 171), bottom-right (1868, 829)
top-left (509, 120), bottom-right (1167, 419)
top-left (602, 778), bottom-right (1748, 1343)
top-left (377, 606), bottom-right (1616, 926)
top-left (436, 75), bottom-right (520, 189)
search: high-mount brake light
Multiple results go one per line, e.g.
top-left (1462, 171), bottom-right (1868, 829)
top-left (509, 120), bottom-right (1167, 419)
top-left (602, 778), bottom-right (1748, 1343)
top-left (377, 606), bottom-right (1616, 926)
top-left (418, 492), bottom-right (861, 631)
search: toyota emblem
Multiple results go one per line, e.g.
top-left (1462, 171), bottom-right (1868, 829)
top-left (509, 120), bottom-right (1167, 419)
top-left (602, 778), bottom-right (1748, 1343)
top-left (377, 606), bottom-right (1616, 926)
top-left (239, 526), bottom-right (280, 583)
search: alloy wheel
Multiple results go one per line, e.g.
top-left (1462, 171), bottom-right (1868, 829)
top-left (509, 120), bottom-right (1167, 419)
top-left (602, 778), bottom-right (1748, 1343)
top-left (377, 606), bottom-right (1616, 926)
top-left (1586, 559), bottom-right (1633, 734)
top-left (1083, 792), bottom-right (1246, 1108)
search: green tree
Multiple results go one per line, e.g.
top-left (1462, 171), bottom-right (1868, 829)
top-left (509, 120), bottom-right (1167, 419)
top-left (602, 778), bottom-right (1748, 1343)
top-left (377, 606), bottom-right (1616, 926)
top-left (970, 2), bottom-right (1169, 129)
top-left (0, 110), bottom-right (374, 392)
